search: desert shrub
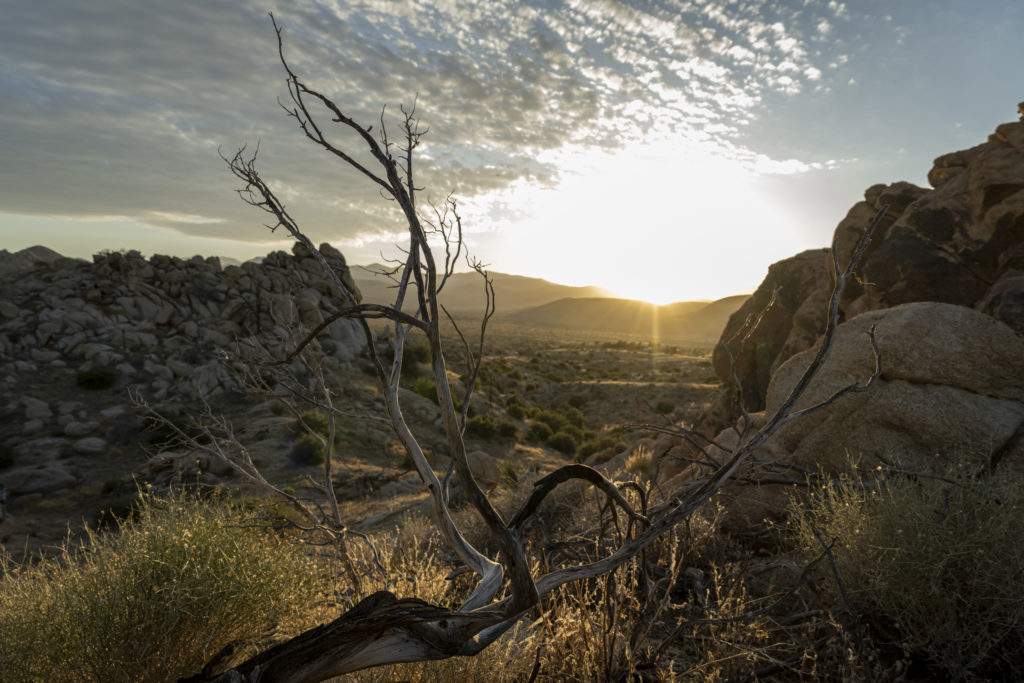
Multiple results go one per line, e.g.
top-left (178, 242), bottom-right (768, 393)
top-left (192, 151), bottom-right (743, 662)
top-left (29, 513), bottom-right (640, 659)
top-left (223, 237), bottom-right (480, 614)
top-left (380, 340), bottom-right (431, 379)
top-left (499, 460), bottom-right (519, 486)
top-left (625, 446), bottom-right (657, 479)
top-left (531, 409), bottom-right (568, 434)
top-left (575, 435), bottom-right (626, 463)
top-left (290, 432), bottom-right (325, 466)
top-left (546, 431), bottom-right (578, 456)
top-left (466, 414), bottom-right (498, 439)
top-left (292, 409), bottom-right (330, 438)
top-left (411, 377), bottom-right (438, 403)
top-left (506, 403), bottom-right (527, 420)
top-left (466, 415), bottom-right (518, 441)
top-left (0, 491), bottom-right (320, 683)
top-left (791, 472), bottom-right (1024, 680)
top-left (655, 400), bottom-right (675, 415)
top-left (556, 404), bottom-right (586, 429)
top-left (76, 369), bottom-right (117, 390)
top-left (567, 393), bottom-right (588, 408)
top-left (526, 421), bottom-right (553, 444)
top-left (497, 420), bottom-right (518, 439)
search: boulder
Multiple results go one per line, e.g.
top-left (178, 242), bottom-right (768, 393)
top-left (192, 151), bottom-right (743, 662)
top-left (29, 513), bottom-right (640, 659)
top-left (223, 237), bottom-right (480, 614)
top-left (760, 302), bottom-right (1024, 471)
top-left (701, 303), bottom-right (1024, 532)
top-left (466, 450), bottom-right (501, 490)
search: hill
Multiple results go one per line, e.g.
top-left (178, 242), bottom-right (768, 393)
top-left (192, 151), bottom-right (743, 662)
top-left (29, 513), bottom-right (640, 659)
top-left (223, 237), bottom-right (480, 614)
top-left (0, 245), bottom-right (67, 276)
top-left (352, 265), bottom-right (613, 313)
top-left (509, 294), bottom-right (749, 341)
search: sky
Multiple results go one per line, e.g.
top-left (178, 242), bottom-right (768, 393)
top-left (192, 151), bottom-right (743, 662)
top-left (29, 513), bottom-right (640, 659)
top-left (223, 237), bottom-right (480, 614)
top-left (1, 1), bottom-right (1021, 304)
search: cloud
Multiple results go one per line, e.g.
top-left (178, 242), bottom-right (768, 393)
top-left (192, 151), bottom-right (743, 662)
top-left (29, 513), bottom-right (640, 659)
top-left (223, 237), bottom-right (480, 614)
top-left (0, 0), bottom-right (854, 251)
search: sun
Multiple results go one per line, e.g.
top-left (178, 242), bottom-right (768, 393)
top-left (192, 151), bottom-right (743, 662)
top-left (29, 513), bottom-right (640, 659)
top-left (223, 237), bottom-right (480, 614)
top-left (468, 138), bottom-right (804, 304)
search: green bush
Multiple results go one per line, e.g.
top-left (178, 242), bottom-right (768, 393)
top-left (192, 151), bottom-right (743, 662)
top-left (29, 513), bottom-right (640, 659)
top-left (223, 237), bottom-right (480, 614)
top-left (531, 409), bottom-right (568, 434)
top-left (557, 404), bottom-right (586, 429)
top-left (290, 432), bottom-right (325, 466)
top-left (466, 414), bottom-right (498, 439)
top-left (576, 435), bottom-right (626, 463)
top-left (567, 393), bottom-right (588, 409)
top-left (412, 378), bottom-right (438, 403)
top-left (791, 473), bottom-right (1024, 680)
top-left (507, 403), bottom-right (527, 420)
top-left (546, 431), bottom-right (578, 456)
top-left (526, 421), bottom-right (553, 443)
top-left (655, 400), bottom-right (675, 415)
top-left (293, 410), bottom-right (330, 438)
top-left (466, 415), bottom-right (518, 441)
top-left (76, 369), bottom-right (117, 390)
top-left (0, 491), bottom-right (320, 682)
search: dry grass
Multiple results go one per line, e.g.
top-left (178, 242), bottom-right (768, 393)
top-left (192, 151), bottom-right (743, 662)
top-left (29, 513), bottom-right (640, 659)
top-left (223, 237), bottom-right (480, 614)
top-left (791, 471), bottom-right (1024, 680)
top-left (0, 489), bottom-right (324, 683)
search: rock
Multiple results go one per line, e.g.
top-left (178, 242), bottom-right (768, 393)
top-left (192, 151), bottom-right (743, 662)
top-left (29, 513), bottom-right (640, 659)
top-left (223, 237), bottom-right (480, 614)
top-left (22, 396), bottom-right (52, 420)
top-left (72, 437), bottom-right (108, 455)
top-left (761, 302), bottom-right (1024, 469)
top-left (29, 348), bottom-right (61, 363)
top-left (22, 418), bottom-right (44, 434)
top-left (64, 421), bottom-right (99, 438)
top-left (706, 111), bottom-right (1024, 434)
top-left (467, 450), bottom-right (501, 490)
top-left (6, 465), bottom-right (77, 496)
top-left (711, 249), bottom-right (832, 415)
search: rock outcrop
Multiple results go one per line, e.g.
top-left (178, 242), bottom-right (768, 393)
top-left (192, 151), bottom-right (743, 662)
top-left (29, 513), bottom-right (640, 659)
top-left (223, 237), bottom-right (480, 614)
top-left (0, 242), bottom-right (364, 499)
top-left (712, 105), bottom-right (1024, 423)
top-left (702, 302), bottom-right (1024, 530)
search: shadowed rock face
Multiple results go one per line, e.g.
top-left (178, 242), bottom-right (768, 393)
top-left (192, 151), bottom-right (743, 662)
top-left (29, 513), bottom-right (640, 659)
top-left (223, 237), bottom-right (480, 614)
top-left (711, 106), bottom-right (1024, 425)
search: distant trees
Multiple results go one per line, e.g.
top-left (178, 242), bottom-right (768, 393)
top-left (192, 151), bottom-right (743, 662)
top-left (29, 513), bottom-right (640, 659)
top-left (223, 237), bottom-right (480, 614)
top-left (186, 14), bottom-right (888, 682)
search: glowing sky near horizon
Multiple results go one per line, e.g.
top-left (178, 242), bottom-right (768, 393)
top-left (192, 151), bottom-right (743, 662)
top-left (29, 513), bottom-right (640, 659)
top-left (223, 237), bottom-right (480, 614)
top-left (1, 0), bottom-right (1021, 303)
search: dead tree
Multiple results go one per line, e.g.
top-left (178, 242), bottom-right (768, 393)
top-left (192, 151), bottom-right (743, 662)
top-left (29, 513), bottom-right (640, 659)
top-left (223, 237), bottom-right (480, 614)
top-left (185, 14), bottom-right (887, 682)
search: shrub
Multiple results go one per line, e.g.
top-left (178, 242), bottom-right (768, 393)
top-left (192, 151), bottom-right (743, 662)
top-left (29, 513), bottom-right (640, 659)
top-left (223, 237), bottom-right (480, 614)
top-left (531, 409), bottom-right (568, 434)
top-left (576, 435), bottom-right (625, 462)
top-left (567, 393), bottom-right (588, 409)
top-left (0, 491), bottom-right (320, 682)
top-left (791, 472), bottom-right (1024, 680)
top-left (411, 377), bottom-right (438, 403)
top-left (556, 404), bottom-right (586, 429)
top-left (76, 369), bottom-right (117, 390)
top-left (497, 420), bottom-right (518, 439)
top-left (499, 460), bottom-right (519, 487)
top-left (0, 444), bottom-right (13, 470)
top-left (507, 403), bottom-right (527, 420)
top-left (546, 431), bottom-right (578, 456)
top-left (290, 432), bottom-right (325, 466)
top-left (625, 446), bottom-right (657, 479)
top-left (466, 414), bottom-right (498, 439)
top-left (466, 415), bottom-right (518, 441)
top-left (655, 400), bottom-right (675, 415)
top-left (526, 421), bottom-right (553, 443)
top-left (293, 409), bottom-right (330, 438)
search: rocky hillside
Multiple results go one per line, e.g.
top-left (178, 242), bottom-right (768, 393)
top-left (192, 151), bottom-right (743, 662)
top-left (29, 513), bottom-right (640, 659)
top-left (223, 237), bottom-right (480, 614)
top-left (0, 243), bottom-right (364, 532)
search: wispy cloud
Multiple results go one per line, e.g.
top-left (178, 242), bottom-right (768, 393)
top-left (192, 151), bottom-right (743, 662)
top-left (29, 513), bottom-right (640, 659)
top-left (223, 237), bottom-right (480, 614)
top-left (2, 0), bottom-right (1009, 263)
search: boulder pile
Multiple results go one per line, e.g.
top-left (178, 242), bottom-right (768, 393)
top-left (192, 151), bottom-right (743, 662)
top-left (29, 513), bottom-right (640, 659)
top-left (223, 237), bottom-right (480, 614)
top-left (0, 242), bottom-right (364, 499)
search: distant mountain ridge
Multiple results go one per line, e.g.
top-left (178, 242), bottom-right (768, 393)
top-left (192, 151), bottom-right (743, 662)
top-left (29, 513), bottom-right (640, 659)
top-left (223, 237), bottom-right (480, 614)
top-left (351, 265), bottom-right (614, 313)
top-left (510, 294), bottom-right (750, 341)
